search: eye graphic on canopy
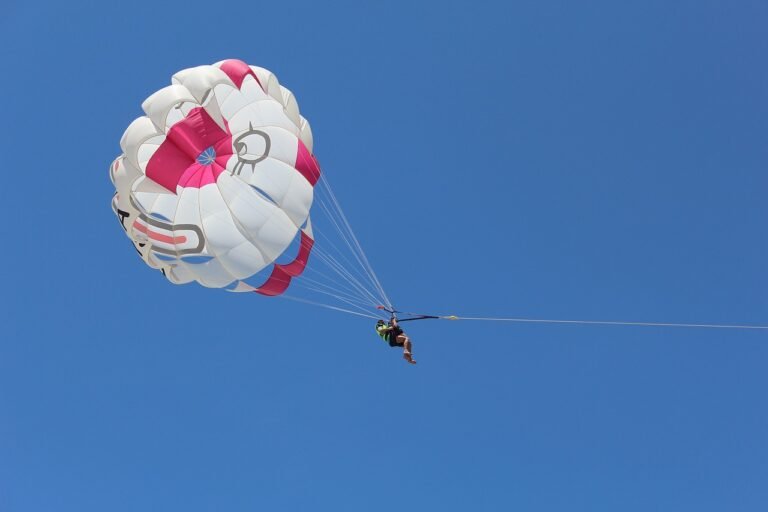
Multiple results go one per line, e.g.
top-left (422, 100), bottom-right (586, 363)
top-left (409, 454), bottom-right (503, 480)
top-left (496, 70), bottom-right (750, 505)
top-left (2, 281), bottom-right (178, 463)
top-left (233, 123), bottom-right (271, 176)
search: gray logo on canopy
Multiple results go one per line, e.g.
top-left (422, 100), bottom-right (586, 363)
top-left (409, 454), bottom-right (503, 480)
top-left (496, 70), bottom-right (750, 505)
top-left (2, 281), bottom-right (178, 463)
top-left (232, 122), bottom-right (271, 176)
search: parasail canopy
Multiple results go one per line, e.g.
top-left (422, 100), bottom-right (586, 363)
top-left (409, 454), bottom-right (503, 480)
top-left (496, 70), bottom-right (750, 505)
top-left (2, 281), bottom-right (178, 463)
top-left (110, 59), bottom-right (322, 296)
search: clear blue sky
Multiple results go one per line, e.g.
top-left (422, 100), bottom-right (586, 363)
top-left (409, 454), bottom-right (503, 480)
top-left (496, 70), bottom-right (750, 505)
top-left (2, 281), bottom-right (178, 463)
top-left (1, 1), bottom-right (767, 510)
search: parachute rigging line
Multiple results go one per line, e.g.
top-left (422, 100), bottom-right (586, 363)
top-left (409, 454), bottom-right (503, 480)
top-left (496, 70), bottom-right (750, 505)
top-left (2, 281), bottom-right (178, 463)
top-left (281, 294), bottom-right (380, 319)
top-left (278, 173), bottom-right (394, 317)
top-left (316, 177), bottom-right (393, 311)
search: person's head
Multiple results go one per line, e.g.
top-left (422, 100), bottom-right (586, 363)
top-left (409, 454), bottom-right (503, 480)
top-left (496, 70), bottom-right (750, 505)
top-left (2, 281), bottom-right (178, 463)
top-left (376, 319), bottom-right (385, 327)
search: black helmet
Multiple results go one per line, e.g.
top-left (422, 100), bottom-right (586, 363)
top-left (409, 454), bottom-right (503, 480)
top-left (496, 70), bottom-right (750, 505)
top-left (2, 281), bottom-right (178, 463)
top-left (376, 319), bottom-right (385, 326)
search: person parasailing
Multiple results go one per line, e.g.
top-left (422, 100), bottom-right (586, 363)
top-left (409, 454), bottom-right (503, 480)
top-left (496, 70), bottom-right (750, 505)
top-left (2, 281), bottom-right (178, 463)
top-left (376, 315), bottom-right (416, 364)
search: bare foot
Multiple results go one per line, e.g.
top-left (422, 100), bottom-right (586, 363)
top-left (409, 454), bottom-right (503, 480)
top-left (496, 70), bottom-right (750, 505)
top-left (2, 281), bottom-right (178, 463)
top-left (403, 352), bottom-right (417, 364)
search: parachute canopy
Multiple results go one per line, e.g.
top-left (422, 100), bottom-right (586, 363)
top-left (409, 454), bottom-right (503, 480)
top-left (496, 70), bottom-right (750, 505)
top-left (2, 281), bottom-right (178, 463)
top-left (110, 59), bottom-right (321, 296)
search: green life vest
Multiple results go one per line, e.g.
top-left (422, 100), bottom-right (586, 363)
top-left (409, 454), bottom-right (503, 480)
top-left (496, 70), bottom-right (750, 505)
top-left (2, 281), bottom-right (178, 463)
top-left (376, 323), bottom-right (391, 342)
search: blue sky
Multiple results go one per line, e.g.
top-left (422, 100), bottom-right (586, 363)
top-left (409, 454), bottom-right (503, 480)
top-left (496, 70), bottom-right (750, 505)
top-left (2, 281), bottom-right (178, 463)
top-left (1, 1), bottom-right (767, 510)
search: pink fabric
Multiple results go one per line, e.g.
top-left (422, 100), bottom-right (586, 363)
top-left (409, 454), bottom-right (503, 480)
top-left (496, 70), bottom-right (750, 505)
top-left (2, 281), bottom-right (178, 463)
top-left (253, 267), bottom-right (292, 296)
top-left (146, 107), bottom-right (233, 193)
top-left (294, 139), bottom-right (321, 186)
top-left (278, 232), bottom-right (314, 277)
top-left (132, 220), bottom-right (187, 244)
top-left (219, 59), bottom-right (263, 90)
top-left (254, 231), bottom-right (314, 296)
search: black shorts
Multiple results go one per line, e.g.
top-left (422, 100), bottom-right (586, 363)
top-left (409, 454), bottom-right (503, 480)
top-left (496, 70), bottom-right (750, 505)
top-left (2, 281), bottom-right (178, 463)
top-left (387, 328), bottom-right (404, 347)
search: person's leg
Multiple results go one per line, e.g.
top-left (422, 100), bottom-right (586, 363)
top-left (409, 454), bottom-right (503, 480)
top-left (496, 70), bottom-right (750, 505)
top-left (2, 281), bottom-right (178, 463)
top-left (397, 334), bottom-right (416, 364)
